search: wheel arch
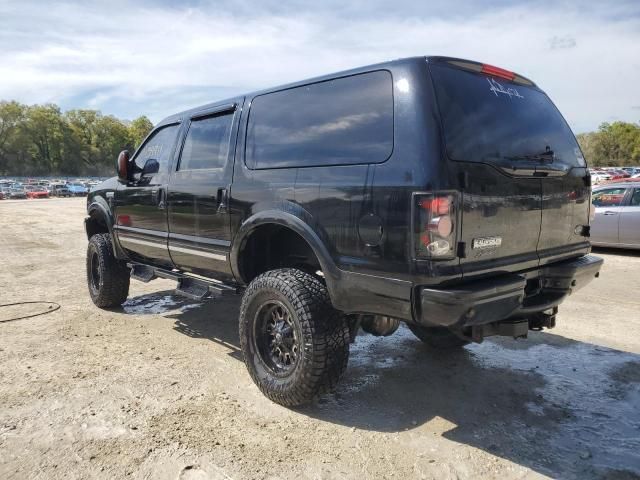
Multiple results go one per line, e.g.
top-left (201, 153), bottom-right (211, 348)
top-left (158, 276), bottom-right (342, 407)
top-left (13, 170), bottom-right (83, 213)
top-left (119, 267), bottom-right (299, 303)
top-left (85, 199), bottom-right (127, 259)
top-left (230, 210), bottom-right (342, 303)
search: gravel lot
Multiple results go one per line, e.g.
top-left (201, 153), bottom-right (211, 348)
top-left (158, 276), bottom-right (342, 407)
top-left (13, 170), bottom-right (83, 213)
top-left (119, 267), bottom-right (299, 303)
top-left (1, 197), bottom-right (639, 480)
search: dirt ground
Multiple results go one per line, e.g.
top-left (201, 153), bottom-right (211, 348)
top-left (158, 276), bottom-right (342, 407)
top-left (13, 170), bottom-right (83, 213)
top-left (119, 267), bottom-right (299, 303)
top-left (1, 197), bottom-right (639, 480)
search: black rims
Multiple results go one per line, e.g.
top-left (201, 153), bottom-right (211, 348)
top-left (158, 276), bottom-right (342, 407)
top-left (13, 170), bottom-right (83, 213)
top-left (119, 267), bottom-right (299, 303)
top-left (254, 300), bottom-right (299, 375)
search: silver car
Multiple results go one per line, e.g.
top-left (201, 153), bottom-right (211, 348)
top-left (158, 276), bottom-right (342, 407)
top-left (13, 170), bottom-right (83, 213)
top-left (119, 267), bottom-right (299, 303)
top-left (591, 182), bottom-right (640, 249)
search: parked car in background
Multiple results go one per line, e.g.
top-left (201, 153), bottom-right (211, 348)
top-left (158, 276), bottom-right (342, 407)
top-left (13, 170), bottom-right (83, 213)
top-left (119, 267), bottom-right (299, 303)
top-left (590, 171), bottom-right (611, 184)
top-left (0, 191), bottom-right (4, 200)
top-left (622, 167), bottom-right (640, 176)
top-left (25, 185), bottom-right (50, 199)
top-left (590, 182), bottom-right (640, 249)
top-left (7, 187), bottom-right (27, 199)
top-left (51, 184), bottom-right (72, 197)
top-left (607, 169), bottom-right (631, 180)
top-left (67, 183), bottom-right (88, 196)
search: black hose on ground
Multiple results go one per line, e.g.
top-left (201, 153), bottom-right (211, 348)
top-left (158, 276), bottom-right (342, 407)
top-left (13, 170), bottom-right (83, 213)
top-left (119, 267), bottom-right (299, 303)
top-left (0, 301), bottom-right (61, 323)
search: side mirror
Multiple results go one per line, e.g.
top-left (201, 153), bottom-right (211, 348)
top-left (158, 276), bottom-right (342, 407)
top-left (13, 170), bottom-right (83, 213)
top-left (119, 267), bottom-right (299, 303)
top-left (117, 150), bottom-right (130, 182)
top-left (141, 158), bottom-right (160, 177)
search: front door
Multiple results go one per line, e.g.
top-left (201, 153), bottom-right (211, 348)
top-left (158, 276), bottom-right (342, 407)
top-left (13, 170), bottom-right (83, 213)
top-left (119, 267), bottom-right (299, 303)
top-left (114, 123), bottom-right (181, 269)
top-left (167, 103), bottom-right (240, 280)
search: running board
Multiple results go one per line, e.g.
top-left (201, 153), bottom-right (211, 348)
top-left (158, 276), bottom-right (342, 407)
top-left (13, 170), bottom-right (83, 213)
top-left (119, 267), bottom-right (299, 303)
top-left (127, 263), bottom-right (241, 299)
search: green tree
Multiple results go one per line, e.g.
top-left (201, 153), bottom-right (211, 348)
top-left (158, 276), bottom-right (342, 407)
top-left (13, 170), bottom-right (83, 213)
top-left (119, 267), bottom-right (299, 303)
top-left (576, 121), bottom-right (640, 167)
top-left (0, 101), bottom-right (26, 175)
top-left (22, 104), bottom-right (67, 174)
top-left (128, 116), bottom-right (153, 149)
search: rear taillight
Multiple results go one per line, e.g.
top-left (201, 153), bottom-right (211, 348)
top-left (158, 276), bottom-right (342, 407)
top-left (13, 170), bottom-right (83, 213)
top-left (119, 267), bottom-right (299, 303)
top-left (413, 192), bottom-right (457, 259)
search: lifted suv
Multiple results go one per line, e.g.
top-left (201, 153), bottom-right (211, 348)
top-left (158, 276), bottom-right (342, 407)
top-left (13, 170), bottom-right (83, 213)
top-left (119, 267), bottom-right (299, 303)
top-left (85, 56), bottom-right (602, 406)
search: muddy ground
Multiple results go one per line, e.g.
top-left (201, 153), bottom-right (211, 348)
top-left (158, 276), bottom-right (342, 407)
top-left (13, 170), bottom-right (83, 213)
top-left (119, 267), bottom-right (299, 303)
top-left (0, 197), bottom-right (639, 480)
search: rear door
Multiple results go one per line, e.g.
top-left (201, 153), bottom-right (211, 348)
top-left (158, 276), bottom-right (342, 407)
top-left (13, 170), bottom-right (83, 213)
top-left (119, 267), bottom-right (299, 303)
top-left (619, 187), bottom-right (640, 247)
top-left (590, 187), bottom-right (627, 245)
top-left (167, 103), bottom-right (240, 280)
top-left (429, 60), bottom-right (589, 278)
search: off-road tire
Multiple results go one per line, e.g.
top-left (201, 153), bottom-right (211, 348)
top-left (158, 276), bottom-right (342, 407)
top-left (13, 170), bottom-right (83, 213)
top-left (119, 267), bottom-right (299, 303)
top-left (407, 324), bottom-right (470, 349)
top-left (86, 233), bottom-right (130, 308)
top-left (239, 268), bottom-right (350, 407)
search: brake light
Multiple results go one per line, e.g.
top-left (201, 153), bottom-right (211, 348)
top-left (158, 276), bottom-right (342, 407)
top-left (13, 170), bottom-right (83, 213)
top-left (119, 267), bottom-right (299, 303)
top-left (481, 64), bottom-right (515, 81)
top-left (414, 192), bottom-right (457, 259)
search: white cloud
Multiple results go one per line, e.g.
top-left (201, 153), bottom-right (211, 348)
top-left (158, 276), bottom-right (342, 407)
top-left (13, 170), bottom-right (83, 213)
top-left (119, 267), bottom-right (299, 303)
top-left (0, 1), bottom-right (639, 132)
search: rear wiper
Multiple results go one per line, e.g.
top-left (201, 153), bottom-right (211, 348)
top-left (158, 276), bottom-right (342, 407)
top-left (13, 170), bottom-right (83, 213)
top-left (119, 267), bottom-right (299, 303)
top-left (504, 146), bottom-right (555, 163)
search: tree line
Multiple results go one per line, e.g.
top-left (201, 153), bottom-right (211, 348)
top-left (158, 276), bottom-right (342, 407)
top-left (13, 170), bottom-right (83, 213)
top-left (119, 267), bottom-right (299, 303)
top-left (576, 121), bottom-right (640, 167)
top-left (1, 99), bottom-right (639, 176)
top-left (0, 100), bottom-right (153, 176)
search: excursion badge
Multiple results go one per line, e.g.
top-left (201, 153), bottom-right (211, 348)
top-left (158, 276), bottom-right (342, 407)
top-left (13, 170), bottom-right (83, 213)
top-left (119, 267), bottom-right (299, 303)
top-left (472, 236), bottom-right (503, 249)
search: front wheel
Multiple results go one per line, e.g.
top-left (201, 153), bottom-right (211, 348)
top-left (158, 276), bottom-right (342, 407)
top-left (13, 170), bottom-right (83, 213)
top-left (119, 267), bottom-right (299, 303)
top-left (407, 324), bottom-right (470, 349)
top-left (239, 268), bottom-right (350, 407)
top-left (86, 233), bottom-right (130, 308)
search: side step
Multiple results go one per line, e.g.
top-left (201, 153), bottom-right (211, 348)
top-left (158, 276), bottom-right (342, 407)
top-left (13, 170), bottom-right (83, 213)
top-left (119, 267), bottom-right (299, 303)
top-left (127, 263), bottom-right (241, 300)
top-left (176, 278), bottom-right (210, 300)
top-left (130, 264), bottom-right (156, 283)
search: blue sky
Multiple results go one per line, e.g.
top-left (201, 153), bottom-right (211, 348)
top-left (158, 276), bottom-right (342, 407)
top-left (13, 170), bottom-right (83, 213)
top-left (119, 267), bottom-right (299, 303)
top-left (1, 0), bottom-right (639, 132)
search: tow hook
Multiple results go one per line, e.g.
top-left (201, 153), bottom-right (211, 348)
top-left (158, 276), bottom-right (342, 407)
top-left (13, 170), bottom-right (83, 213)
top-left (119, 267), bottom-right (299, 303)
top-left (529, 307), bottom-right (558, 331)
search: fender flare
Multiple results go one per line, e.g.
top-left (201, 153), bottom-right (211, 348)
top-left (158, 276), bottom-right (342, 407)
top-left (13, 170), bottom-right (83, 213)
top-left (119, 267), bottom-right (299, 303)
top-left (230, 210), bottom-right (343, 303)
top-left (86, 199), bottom-right (127, 260)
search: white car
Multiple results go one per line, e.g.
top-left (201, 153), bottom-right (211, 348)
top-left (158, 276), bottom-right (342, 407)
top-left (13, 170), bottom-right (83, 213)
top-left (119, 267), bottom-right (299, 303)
top-left (590, 172), bottom-right (611, 184)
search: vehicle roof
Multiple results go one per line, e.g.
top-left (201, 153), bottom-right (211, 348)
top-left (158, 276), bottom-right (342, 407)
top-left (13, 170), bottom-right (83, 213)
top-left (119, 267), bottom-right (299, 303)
top-left (594, 182), bottom-right (640, 189)
top-left (156, 55), bottom-right (535, 128)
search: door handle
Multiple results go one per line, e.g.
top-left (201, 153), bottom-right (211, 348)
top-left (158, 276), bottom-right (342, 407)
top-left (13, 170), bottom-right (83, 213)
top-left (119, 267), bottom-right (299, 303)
top-left (216, 188), bottom-right (228, 213)
top-left (603, 211), bottom-right (617, 215)
top-left (154, 187), bottom-right (166, 210)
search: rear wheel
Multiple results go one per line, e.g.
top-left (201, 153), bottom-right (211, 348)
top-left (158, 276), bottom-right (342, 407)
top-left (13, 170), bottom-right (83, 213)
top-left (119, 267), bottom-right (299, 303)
top-left (407, 324), bottom-right (470, 349)
top-left (86, 233), bottom-right (130, 308)
top-left (239, 268), bottom-right (350, 407)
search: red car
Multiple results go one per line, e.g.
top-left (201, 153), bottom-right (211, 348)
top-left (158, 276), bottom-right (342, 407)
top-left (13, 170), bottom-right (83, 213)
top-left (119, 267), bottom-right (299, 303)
top-left (608, 169), bottom-right (631, 180)
top-left (26, 186), bottom-right (50, 199)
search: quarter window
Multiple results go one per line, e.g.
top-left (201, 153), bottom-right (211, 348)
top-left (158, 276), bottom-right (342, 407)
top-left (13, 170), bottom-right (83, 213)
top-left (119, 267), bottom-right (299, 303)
top-left (246, 70), bottom-right (393, 169)
top-left (179, 113), bottom-right (234, 171)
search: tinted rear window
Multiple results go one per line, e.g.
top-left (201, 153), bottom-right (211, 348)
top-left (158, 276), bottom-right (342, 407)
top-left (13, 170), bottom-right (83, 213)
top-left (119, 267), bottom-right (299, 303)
top-left (430, 64), bottom-right (585, 167)
top-left (246, 70), bottom-right (393, 169)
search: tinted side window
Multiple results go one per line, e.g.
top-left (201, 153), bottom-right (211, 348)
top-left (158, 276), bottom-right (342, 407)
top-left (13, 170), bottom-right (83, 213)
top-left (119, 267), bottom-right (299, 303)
top-left (246, 70), bottom-right (393, 169)
top-left (630, 189), bottom-right (640, 206)
top-left (133, 124), bottom-right (179, 175)
top-left (179, 113), bottom-right (234, 171)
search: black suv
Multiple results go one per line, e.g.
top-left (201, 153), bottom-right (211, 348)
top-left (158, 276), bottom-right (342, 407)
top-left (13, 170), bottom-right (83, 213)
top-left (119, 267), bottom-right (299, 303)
top-left (85, 56), bottom-right (602, 406)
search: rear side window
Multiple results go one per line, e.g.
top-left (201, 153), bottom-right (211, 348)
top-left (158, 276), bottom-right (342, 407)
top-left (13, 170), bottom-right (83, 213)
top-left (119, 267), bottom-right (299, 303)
top-left (133, 124), bottom-right (179, 175)
top-left (430, 64), bottom-right (585, 168)
top-left (246, 70), bottom-right (393, 169)
top-left (592, 188), bottom-right (627, 207)
top-left (179, 113), bottom-right (234, 171)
